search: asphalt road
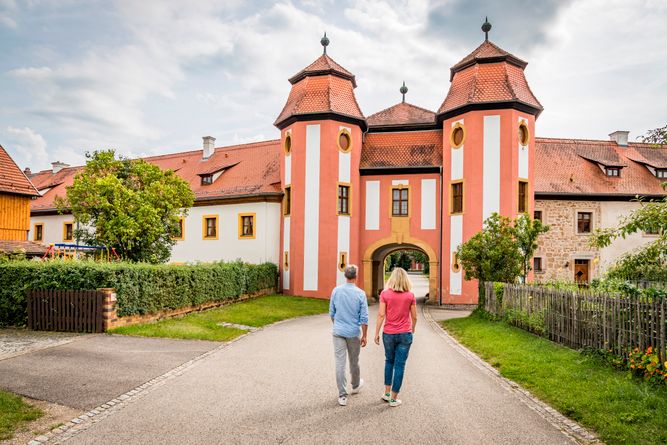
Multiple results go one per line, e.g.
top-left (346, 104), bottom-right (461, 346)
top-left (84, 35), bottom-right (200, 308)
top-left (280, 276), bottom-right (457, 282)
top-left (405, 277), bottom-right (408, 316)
top-left (58, 275), bottom-right (575, 445)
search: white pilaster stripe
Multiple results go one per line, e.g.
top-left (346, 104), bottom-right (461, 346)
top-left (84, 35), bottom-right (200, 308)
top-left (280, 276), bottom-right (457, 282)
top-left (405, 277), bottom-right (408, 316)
top-left (285, 154), bottom-right (291, 185)
top-left (283, 217), bottom-right (290, 289)
top-left (392, 179), bottom-right (409, 186)
top-left (336, 216), bottom-right (350, 285)
top-left (421, 179), bottom-right (436, 230)
top-left (518, 117), bottom-right (529, 179)
top-left (365, 180), bottom-right (380, 230)
top-left (483, 115), bottom-right (501, 220)
top-left (303, 124), bottom-right (320, 291)
top-left (451, 119), bottom-right (464, 181)
top-left (338, 152), bottom-right (351, 183)
top-left (450, 214), bottom-right (463, 295)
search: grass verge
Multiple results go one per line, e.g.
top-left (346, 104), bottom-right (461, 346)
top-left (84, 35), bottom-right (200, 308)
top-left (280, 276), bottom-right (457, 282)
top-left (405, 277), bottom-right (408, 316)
top-left (442, 312), bottom-right (667, 445)
top-left (0, 390), bottom-right (42, 440)
top-left (109, 295), bottom-right (329, 342)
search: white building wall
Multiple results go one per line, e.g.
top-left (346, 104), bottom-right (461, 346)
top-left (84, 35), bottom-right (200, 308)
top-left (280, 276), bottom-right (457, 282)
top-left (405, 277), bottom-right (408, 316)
top-left (30, 201), bottom-right (281, 264)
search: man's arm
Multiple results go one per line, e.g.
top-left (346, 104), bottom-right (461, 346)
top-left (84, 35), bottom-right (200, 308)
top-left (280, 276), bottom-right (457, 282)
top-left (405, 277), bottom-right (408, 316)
top-left (359, 295), bottom-right (369, 346)
top-left (329, 291), bottom-right (336, 323)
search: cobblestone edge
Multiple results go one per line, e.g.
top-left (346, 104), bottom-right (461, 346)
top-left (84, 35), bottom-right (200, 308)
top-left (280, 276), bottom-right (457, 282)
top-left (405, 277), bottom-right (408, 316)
top-left (423, 305), bottom-right (602, 445)
top-left (26, 313), bottom-right (324, 445)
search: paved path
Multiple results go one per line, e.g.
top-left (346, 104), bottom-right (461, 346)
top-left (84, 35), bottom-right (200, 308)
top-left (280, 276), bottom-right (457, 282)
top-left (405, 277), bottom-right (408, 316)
top-left (53, 276), bottom-right (576, 445)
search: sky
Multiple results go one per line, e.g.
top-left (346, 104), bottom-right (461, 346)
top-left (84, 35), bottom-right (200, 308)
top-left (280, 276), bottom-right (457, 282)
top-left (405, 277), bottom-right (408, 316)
top-left (1, 0), bottom-right (666, 172)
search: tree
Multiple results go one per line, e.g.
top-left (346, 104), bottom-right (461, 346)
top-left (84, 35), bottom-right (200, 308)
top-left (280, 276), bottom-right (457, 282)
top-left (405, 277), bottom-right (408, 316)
top-left (456, 213), bottom-right (523, 284)
top-left (56, 150), bottom-right (195, 263)
top-left (514, 213), bottom-right (550, 283)
top-left (640, 123), bottom-right (667, 145)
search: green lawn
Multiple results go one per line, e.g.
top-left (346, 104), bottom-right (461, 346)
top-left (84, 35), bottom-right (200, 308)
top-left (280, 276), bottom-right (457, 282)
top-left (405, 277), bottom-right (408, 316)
top-left (0, 390), bottom-right (42, 440)
top-left (443, 313), bottom-right (667, 445)
top-left (110, 295), bottom-right (329, 342)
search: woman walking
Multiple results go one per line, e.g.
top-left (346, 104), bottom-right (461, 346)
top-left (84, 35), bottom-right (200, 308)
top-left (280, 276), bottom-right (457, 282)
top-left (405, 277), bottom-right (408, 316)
top-left (374, 267), bottom-right (417, 407)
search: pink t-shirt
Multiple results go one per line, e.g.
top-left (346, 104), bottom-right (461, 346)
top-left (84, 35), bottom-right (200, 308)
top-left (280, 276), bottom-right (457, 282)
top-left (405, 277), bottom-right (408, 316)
top-left (380, 289), bottom-right (416, 334)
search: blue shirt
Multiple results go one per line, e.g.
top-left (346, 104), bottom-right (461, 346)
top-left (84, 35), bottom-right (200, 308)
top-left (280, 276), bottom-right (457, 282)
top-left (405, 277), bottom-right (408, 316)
top-left (329, 283), bottom-right (369, 338)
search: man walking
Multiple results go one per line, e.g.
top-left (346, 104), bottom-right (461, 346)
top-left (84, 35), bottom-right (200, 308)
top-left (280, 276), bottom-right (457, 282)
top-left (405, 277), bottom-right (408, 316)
top-left (329, 264), bottom-right (369, 406)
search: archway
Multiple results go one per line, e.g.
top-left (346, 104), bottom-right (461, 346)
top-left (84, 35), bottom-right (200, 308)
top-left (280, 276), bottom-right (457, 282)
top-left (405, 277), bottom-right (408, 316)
top-left (362, 238), bottom-right (439, 304)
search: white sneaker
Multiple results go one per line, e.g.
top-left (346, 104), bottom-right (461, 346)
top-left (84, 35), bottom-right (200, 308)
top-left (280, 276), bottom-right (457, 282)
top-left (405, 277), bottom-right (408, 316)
top-left (351, 379), bottom-right (364, 394)
top-left (381, 392), bottom-right (391, 402)
top-left (338, 396), bottom-right (348, 406)
top-left (389, 398), bottom-right (402, 407)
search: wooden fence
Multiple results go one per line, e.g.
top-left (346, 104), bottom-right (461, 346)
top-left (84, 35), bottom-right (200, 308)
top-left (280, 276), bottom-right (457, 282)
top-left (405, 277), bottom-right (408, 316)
top-left (27, 289), bottom-right (106, 333)
top-left (483, 282), bottom-right (667, 362)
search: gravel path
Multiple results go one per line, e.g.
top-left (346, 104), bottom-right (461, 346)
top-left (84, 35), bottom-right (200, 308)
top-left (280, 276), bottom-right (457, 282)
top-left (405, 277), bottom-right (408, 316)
top-left (52, 276), bottom-right (579, 445)
top-left (0, 329), bottom-right (84, 361)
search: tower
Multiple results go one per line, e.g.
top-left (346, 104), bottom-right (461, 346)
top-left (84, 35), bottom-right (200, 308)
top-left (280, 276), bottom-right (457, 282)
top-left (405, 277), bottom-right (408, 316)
top-left (438, 18), bottom-right (543, 304)
top-left (274, 34), bottom-right (366, 298)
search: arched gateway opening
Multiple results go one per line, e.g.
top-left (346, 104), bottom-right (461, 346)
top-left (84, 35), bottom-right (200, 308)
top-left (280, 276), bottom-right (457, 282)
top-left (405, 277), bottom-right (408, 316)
top-left (362, 241), bottom-right (439, 304)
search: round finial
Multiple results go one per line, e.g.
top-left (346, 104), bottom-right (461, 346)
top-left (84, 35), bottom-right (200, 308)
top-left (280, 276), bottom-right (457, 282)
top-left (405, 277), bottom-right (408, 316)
top-left (321, 32), bottom-right (330, 55)
top-left (399, 81), bottom-right (408, 103)
top-left (482, 16), bottom-right (492, 41)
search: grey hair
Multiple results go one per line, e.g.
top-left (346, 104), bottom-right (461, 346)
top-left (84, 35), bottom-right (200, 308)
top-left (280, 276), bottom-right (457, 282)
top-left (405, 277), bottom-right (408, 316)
top-left (344, 264), bottom-right (358, 280)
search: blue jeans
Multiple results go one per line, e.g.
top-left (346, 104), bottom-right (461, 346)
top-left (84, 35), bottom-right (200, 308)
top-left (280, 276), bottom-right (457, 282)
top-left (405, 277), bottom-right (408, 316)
top-left (383, 332), bottom-right (413, 394)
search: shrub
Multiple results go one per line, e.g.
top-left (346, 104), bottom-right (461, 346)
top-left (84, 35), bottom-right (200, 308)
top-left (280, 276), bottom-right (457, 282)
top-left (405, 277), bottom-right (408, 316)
top-left (0, 260), bottom-right (277, 327)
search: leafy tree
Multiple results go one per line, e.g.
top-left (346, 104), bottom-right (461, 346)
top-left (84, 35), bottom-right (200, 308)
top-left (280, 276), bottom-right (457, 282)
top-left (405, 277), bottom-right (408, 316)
top-left (640, 123), bottom-right (667, 145)
top-left (56, 150), bottom-right (194, 263)
top-left (514, 213), bottom-right (550, 283)
top-left (456, 213), bottom-right (523, 284)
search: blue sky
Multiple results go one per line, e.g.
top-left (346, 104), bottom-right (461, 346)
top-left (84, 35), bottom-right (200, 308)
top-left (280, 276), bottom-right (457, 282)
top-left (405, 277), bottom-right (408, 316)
top-left (1, 0), bottom-right (666, 171)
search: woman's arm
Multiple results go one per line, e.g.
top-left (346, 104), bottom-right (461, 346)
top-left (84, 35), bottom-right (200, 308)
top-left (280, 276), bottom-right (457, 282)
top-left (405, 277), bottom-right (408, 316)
top-left (374, 301), bottom-right (386, 345)
top-left (410, 302), bottom-right (417, 333)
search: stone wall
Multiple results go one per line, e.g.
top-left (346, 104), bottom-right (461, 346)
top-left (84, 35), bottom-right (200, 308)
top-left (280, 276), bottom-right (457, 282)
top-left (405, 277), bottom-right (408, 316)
top-left (534, 199), bottom-right (601, 282)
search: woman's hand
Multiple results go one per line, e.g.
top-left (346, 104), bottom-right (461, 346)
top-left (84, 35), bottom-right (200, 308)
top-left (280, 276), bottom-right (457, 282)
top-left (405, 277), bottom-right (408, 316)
top-left (374, 335), bottom-right (380, 345)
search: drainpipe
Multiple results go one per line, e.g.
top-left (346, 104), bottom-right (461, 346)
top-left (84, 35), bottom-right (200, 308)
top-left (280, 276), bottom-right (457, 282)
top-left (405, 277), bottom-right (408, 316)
top-left (438, 165), bottom-right (444, 306)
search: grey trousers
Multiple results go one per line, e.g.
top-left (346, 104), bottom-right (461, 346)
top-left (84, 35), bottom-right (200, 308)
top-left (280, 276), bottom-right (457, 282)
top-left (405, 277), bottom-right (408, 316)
top-left (333, 335), bottom-right (361, 397)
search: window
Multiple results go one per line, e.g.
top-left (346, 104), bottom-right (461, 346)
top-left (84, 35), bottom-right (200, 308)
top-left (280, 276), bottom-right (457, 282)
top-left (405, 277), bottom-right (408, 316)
top-left (201, 174), bottom-right (213, 185)
top-left (283, 251), bottom-right (289, 271)
top-left (63, 222), bottom-right (74, 242)
top-left (451, 182), bottom-right (463, 214)
top-left (656, 169), bottom-right (667, 179)
top-left (202, 215), bottom-right (218, 239)
top-left (338, 252), bottom-right (347, 271)
top-left (392, 187), bottom-right (409, 216)
top-left (518, 122), bottom-right (530, 145)
top-left (33, 223), bottom-right (44, 242)
top-left (533, 210), bottom-right (543, 222)
top-left (605, 167), bottom-right (620, 177)
top-left (518, 181), bottom-right (528, 213)
top-left (172, 217), bottom-right (185, 240)
top-left (338, 184), bottom-right (350, 215)
top-left (338, 129), bottom-right (352, 153)
top-left (239, 213), bottom-right (255, 239)
top-left (533, 257), bottom-right (544, 273)
top-left (450, 123), bottom-right (465, 148)
top-left (577, 212), bottom-right (592, 233)
top-left (283, 186), bottom-right (291, 216)
top-left (451, 252), bottom-right (461, 272)
top-left (645, 224), bottom-right (661, 235)
top-left (284, 133), bottom-right (292, 155)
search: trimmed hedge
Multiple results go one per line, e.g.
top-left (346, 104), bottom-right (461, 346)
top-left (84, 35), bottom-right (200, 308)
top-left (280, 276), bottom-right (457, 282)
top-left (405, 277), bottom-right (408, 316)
top-left (0, 260), bottom-right (278, 327)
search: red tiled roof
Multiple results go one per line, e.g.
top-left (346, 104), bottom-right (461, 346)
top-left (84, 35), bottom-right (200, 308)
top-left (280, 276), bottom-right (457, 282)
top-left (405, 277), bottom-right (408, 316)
top-left (535, 138), bottom-right (667, 196)
top-left (625, 145), bottom-right (667, 169)
top-left (367, 102), bottom-right (436, 128)
top-left (0, 145), bottom-right (39, 196)
top-left (29, 140), bottom-right (282, 212)
top-left (288, 54), bottom-right (356, 87)
top-left (439, 61), bottom-right (542, 116)
top-left (0, 240), bottom-right (48, 256)
top-left (274, 73), bottom-right (364, 128)
top-left (450, 41), bottom-right (527, 79)
top-left (361, 130), bottom-right (443, 168)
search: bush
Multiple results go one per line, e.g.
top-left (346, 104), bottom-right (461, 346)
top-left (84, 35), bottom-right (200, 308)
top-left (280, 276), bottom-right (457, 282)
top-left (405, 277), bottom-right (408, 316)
top-left (0, 260), bottom-right (278, 327)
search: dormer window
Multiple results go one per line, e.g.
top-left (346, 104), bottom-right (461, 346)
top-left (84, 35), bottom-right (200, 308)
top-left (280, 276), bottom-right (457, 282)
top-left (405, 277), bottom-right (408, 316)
top-left (201, 174), bottom-right (213, 185)
top-left (656, 169), bottom-right (667, 179)
top-left (605, 167), bottom-right (620, 177)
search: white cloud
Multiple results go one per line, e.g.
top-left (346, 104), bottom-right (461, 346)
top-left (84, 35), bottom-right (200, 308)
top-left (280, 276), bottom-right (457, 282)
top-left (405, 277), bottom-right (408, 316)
top-left (2, 126), bottom-right (48, 170)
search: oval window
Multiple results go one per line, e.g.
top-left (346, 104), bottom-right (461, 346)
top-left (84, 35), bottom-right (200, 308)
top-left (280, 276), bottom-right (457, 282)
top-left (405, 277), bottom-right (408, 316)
top-left (338, 131), bottom-right (351, 152)
top-left (450, 124), bottom-right (465, 148)
top-left (451, 252), bottom-right (461, 272)
top-left (284, 134), bottom-right (292, 155)
top-left (518, 122), bottom-right (529, 146)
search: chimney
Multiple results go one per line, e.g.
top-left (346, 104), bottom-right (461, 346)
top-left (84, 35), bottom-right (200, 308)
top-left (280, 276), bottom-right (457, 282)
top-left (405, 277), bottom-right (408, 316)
top-left (202, 136), bottom-right (216, 159)
top-left (23, 167), bottom-right (31, 176)
top-left (609, 130), bottom-right (629, 147)
top-left (51, 161), bottom-right (69, 174)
